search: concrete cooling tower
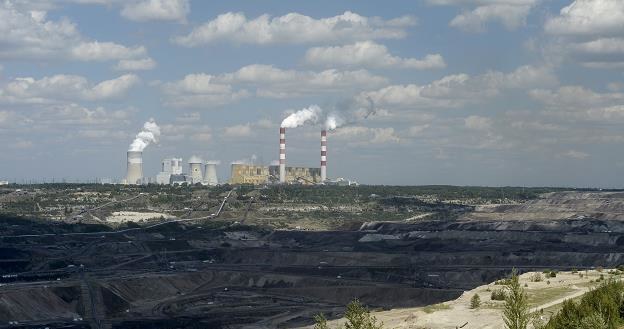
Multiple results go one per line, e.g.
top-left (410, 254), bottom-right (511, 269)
top-left (126, 151), bottom-right (143, 185)
top-left (188, 156), bottom-right (203, 184)
top-left (204, 161), bottom-right (219, 186)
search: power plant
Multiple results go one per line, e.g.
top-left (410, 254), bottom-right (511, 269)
top-left (126, 151), bottom-right (143, 185)
top-left (123, 116), bottom-right (345, 186)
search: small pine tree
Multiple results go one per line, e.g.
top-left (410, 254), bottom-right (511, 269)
top-left (314, 313), bottom-right (329, 329)
top-left (503, 269), bottom-right (530, 329)
top-left (344, 299), bottom-right (383, 329)
top-left (470, 294), bottom-right (481, 309)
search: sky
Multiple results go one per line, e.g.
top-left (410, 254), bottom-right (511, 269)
top-left (0, 0), bottom-right (623, 187)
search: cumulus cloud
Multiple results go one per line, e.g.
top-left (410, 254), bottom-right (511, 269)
top-left (360, 65), bottom-right (557, 109)
top-left (0, 74), bottom-right (140, 104)
top-left (173, 11), bottom-right (416, 46)
top-left (428, 0), bottom-right (538, 32)
top-left (464, 115), bottom-right (493, 131)
top-left (120, 0), bottom-right (189, 22)
top-left (560, 150), bottom-right (590, 159)
top-left (542, 0), bottom-right (624, 69)
top-left (114, 57), bottom-right (157, 71)
top-left (70, 41), bottom-right (146, 61)
top-left (304, 41), bottom-right (445, 69)
top-left (223, 124), bottom-right (252, 138)
top-left (330, 126), bottom-right (401, 145)
top-left (0, 2), bottom-right (150, 61)
top-left (545, 0), bottom-right (624, 36)
top-left (162, 65), bottom-right (387, 108)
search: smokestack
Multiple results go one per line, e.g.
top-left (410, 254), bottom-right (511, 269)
top-left (126, 151), bottom-right (143, 185)
top-left (204, 161), bottom-right (219, 186)
top-left (321, 130), bottom-right (327, 182)
top-left (188, 156), bottom-right (203, 184)
top-left (279, 127), bottom-right (286, 183)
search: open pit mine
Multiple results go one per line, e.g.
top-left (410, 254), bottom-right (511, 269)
top-left (1, 186), bottom-right (624, 328)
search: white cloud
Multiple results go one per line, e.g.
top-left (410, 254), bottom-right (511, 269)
top-left (545, 0), bottom-right (624, 36)
top-left (464, 115), bottom-right (493, 130)
top-left (223, 124), bottom-right (252, 138)
top-left (529, 86), bottom-right (624, 109)
top-left (0, 2), bottom-right (150, 61)
top-left (330, 126), bottom-right (401, 145)
top-left (0, 74), bottom-right (140, 103)
top-left (163, 65), bottom-right (387, 108)
top-left (361, 65), bottom-right (556, 109)
top-left (120, 0), bottom-right (189, 22)
top-left (115, 57), bottom-right (157, 71)
top-left (304, 41), bottom-right (445, 69)
top-left (427, 0), bottom-right (537, 32)
top-left (560, 150), bottom-right (589, 159)
top-left (70, 41), bottom-right (146, 61)
top-left (173, 11), bottom-right (416, 46)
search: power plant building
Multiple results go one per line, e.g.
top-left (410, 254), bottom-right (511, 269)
top-left (156, 157), bottom-right (183, 185)
top-left (230, 164), bottom-right (321, 185)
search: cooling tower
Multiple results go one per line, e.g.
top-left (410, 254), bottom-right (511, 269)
top-left (188, 156), bottom-right (203, 184)
top-left (321, 130), bottom-right (327, 182)
top-left (204, 162), bottom-right (219, 186)
top-left (279, 127), bottom-right (286, 183)
top-left (126, 151), bottom-right (143, 185)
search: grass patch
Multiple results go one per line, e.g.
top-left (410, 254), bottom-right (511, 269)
top-left (422, 303), bottom-right (451, 314)
top-left (527, 286), bottom-right (575, 306)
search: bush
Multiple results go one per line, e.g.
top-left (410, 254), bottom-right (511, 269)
top-left (491, 289), bottom-right (507, 301)
top-left (470, 294), bottom-right (481, 309)
top-left (548, 271), bottom-right (557, 278)
top-left (530, 273), bottom-right (543, 282)
top-left (545, 280), bottom-right (624, 329)
top-left (314, 299), bottom-right (383, 329)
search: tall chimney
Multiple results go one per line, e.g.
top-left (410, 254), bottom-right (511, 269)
top-left (126, 151), bottom-right (143, 185)
top-left (321, 130), bottom-right (327, 182)
top-left (279, 127), bottom-right (286, 183)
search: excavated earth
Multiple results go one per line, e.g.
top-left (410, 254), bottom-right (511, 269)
top-left (2, 191), bottom-right (624, 328)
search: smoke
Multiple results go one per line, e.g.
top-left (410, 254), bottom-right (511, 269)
top-left (280, 97), bottom-right (376, 131)
top-left (280, 105), bottom-right (322, 128)
top-left (231, 154), bottom-right (258, 165)
top-left (128, 119), bottom-right (161, 152)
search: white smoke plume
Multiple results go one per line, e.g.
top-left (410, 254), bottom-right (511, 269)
top-left (324, 96), bottom-right (376, 131)
top-left (128, 119), bottom-right (161, 152)
top-left (280, 105), bottom-right (322, 128)
top-left (231, 154), bottom-right (258, 165)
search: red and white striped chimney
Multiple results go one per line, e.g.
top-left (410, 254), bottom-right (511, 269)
top-left (321, 130), bottom-right (327, 182)
top-left (279, 127), bottom-right (286, 183)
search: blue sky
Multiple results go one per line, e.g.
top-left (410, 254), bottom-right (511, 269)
top-left (1, 0), bottom-right (624, 187)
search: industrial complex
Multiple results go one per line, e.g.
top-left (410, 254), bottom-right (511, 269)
top-left (124, 128), bottom-right (341, 186)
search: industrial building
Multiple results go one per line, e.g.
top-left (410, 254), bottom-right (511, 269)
top-left (229, 164), bottom-right (321, 185)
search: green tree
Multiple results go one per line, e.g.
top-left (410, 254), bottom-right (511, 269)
top-left (344, 299), bottom-right (383, 329)
top-left (313, 299), bottom-right (383, 329)
top-left (314, 313), bottom-right (329, 329)
top-left (503, 269), bottom-right (530, 329)
top-left (579, 313), bottom-right (607, 329)
top-left (470, 294), bottom-right (481, 309)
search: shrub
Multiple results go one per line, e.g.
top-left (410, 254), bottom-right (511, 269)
top-left (545, 280), bottom-right (624, 329)
top-left (548, 271), bottom-right (557, 278)
top-left (530, 273), bottom-right (543, 282)
top-left (470, 294), bottom-right (481, 309)
top-left (491, 289), bottom-right (507, 301)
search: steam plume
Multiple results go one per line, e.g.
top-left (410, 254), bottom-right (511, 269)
top-left (280, 105), bottom-right (322, 128)
top-left (129, 119), bottom-right (161, 152)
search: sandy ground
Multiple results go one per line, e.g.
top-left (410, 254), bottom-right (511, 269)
top-left (304, 269), bottom-right (618, 329)
top-left (105, 211), bottom-right (175, 223)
